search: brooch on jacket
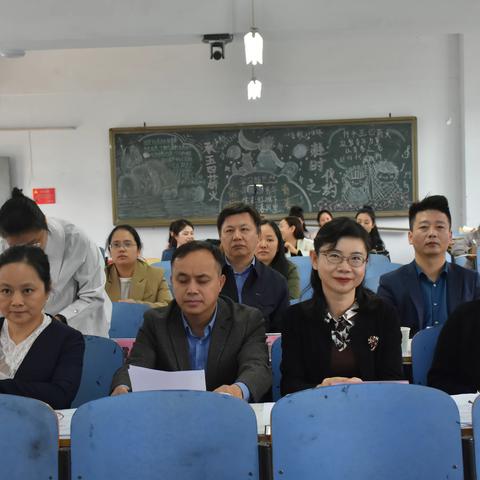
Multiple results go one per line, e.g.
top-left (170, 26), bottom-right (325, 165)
top-left (368, 336), bottom-right (379, 351)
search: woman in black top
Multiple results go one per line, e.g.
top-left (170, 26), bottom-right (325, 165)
top-left (281, 217), bottom-right (403, 396)
top-left (355, 205), bottom-right (389, 257)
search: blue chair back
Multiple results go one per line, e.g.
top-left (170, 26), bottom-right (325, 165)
top-left (288, 256), bottom-right (313, 300)
top-left (271, 384), bottom-right (463, 480)
top-left (363, 262), bottom-right (402, 293)
top-left (71, 390), bottom-right (259, 480)
top-left (472, 397), bottom-right (480, 477)
top-left (152, 260), bottom-right (172, 290)
top-left (109, 301), bottom-right (151, 338)
top-left (411, 326), bottom-right (443, 385)
top-left (71, 335), bottom-right (124, 408)
top-left (271, 337), bottom-right (282, 401)
top-left (0, 394), bottom-right (58, 479)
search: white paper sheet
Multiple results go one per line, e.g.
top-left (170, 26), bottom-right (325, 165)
top-left (56, 408), bottom-right (76, 439)
top-left (451, 393), bottom-right (480, 427)
top-left (129, 365), bottom-right (206, 392)
top-left (250, 402), bottom-right (274, 435)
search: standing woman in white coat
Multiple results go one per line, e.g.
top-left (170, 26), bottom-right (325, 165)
top-left (0, 188), bottom-right (110, 337)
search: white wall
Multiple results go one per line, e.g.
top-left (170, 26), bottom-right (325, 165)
top-left (0, 33), bottom-right (465, 264)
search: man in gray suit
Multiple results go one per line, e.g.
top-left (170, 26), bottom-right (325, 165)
top-left (111, 240), bottom-right (271, 401)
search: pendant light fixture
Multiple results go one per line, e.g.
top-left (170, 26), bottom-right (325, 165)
top-left (244, 0), bottom-right (263, 65)
top-left (247, 67), bottom-right (262, 100)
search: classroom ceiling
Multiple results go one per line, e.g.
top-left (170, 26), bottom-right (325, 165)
top-left (0, 0), bottom-right (478, 52)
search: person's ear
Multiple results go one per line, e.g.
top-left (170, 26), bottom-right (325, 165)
top-left (310, 250), bottom-right (319, 270)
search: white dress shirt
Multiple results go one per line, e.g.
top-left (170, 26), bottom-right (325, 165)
top-left (0, 217), bottom-right (111, 337)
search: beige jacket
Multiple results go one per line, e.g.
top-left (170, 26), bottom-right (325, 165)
top-left (105, 259), bottom-right (172, 308)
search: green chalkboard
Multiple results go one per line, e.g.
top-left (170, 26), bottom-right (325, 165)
top-left (110, 117), bottom-right (417, 226)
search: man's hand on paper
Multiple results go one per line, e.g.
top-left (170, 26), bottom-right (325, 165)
top-left (317, 376), bottom-right (363, 387)
top-left (111, 385), bottom-right (130, 396)
top-left (214, 384), bottom-right (243, 399)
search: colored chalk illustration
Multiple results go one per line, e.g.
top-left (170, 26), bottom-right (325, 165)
top-left (111, 119), bottom-right (416, 225)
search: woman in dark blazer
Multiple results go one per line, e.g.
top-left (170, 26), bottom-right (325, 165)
top-left (428, 299), bottom-right (480, 394)
top-left (281, 217), bottom-right (403, 396)
top-left (0, 245), bottom-right (84, 409)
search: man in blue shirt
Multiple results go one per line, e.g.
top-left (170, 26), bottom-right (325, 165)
top-left (217, 203), bottom-right (289, 332)
top-left (111, 241), bottom-right (271, 401)
top-left (378, 195), bottom-right (480, 334)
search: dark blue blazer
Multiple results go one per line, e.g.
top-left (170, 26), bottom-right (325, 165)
top-left (377, 261), bottom-right (480, 334)
top-left (221, 258), bottom-right (289, 333)
top-left (0, 317), bottom-right (85, 409)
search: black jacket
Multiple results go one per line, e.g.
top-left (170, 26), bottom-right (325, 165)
top-left (221, 258), bottom-right (289, 332)
top-left (428, 300), bottom-right (480, 394)
top-left (281, 295), bottom-right (403, 396)
top-left (0, 317), bottom-right (84, 409)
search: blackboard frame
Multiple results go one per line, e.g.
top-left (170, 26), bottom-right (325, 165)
top-left (110, 117), bottom-right (417, 226)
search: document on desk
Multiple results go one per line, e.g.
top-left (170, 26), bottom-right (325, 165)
top-left (129, 366), bottom-right (206, 392)
top-left (451, 393), bottom-right (480, 427)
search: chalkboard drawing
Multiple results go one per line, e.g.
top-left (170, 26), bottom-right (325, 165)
top-left (367, 159), bottom-right (402, 206)
top-left (231, 152), bottom-right (254, 175)
top-left (342, 165), bottom-right (370, 205)
top-left (292, 143), bottom-right (308, 159)
top-left (219, 172), bottom-right (311, 214)
top-left (256, 135), bottom-right (285, 173)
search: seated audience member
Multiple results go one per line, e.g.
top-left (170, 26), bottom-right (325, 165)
top-left (217, 203), bottom-right (289, 332)
top-left (161, 219), bottom-right (194, 261)
top-left (428, 299), bottom-right (480, 394)
top-left (289, 205), bottom-right (312, 239)
top-left (317, 209), bottom-right (333, 228)
top-left (0, 246), bottom-right (84, 409)
top-left (355, 205), bottom-right (389, 257)
top-left (281, 218), bottom-right (403, 396)
top-left (451, 226), bottom-right (479, 270)
top-left (378, 195), bottom-right (480, 335)
top-left (105, 225), bottom-right (171, 308)
top-left (279, 216), bottom-right (315, 257)
top-left (256, 220), bottom-right (300, 300)
top-left (111, 241), bottom-right (271, 401)
top-left (0, 188), bottom-right (110, 336)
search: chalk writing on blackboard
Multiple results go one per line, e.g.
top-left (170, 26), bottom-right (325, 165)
top-left (110, 117), bottom-right (417, 225)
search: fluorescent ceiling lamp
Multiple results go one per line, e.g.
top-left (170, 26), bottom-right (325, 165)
top-left (244, 30), bottom-right (263, 65)
top-left (247, 78), bottom-right (262, 100)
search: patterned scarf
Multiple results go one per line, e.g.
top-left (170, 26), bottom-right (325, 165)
top-left (324, 302), bottom-right (359, 351)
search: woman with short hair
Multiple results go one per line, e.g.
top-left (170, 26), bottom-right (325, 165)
top-left (281, 217), bottom-right (403, 396)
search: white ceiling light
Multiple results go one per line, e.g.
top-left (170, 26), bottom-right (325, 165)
top-left (247, 68), bottom-right (262, 100)
top-left (244, 0), bottom-right (263, 65)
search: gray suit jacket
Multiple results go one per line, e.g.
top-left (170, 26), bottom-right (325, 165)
top-left (111, 296), bottom-right (271, 401)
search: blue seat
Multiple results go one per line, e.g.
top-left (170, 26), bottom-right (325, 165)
top-left (411, 325), bottom-right (443, 385)
top-left (151, 260), bottom-right (172, 290)
top-left (109, 301), bottom-right (151, 338)
top-left (288, 256), bottom-right (313, 300)
top-left (71, 335), bottom-right (124, 408)
top-left (0, 394), bottom-right (58, 479)
top-left (472, 397), bottom-right (480, 477)
top-left (271, 384), bottom-right (463, 480)
top-left (71, 390), bottom-right (259, 480)
top-left (363, 262), bottom-right (402, 292)
top-left (271, 337), bottom-right (282, 401)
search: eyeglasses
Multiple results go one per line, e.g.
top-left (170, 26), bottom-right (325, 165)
top-left (320, 251), bottom-right (367, 268)
top-left (110, 241), bottom-right (137, 249)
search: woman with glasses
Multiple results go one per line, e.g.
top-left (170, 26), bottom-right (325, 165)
top-left (105, 225), bottom-right (172, 307)
top-left (281, 217), bottom-right (403, 396)
top-left (0, 188), bottom-right (110, 336)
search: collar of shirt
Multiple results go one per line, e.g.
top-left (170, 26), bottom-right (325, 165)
top-left (324, 302), bottom-right (359, 352)
top-left (181, 305), bottom-right (218, 371)
top-left (414, 260), bottom-right (449, 279)
top-left (224, 256), bottom-right (256, 303)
